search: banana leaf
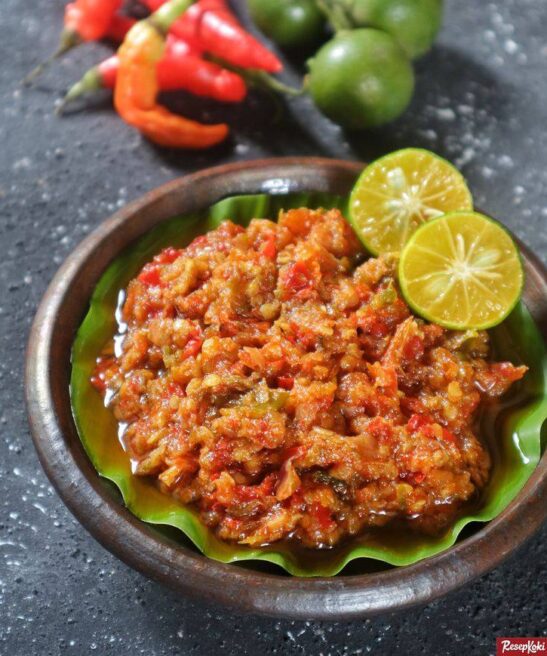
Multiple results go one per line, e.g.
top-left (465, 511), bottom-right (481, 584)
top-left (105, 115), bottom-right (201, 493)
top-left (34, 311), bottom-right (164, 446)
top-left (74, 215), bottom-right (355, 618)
top-left (71, 192), bottom-right (547, 577)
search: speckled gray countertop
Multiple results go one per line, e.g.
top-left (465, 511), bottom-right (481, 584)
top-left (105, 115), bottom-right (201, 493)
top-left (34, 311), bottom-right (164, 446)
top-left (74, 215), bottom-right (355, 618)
top-left (1, 1), bottom-right (546, 654)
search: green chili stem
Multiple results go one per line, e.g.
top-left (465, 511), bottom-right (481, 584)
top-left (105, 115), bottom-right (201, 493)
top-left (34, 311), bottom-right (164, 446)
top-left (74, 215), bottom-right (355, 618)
top-left (56, 67), bottom-right (102, 115)
top-left (249, 71), bottom-right (304, 97)
top-left (149, 0), bottom-right (195, 34)
top-left (206, 55), bottom-right (303, 97)
top-left (23, 29), bottom-right (81, 86)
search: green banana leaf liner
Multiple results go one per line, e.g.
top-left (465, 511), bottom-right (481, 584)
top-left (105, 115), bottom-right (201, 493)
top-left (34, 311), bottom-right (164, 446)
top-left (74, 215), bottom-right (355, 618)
top-left (71, 192), bottom-right (547, 577)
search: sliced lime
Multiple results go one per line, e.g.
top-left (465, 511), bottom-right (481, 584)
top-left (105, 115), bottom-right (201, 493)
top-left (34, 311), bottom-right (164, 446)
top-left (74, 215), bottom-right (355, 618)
top-left (349, 148), bottom-right (473, 255)
top-left (398, 211), bottom-right (523, 330)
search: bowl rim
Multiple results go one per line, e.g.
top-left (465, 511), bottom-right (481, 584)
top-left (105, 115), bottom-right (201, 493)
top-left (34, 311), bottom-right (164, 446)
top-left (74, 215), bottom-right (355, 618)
top-left (25, 157), bottom-right (547, 620)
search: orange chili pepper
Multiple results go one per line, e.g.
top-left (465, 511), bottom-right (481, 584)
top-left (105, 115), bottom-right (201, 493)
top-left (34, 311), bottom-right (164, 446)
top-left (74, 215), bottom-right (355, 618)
top-left (114, 1), bottom-right (228, 149)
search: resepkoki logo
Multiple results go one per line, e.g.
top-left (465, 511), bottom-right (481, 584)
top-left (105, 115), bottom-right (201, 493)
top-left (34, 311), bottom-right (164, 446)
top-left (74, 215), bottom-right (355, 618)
top-left (497, 638), bottom-right (547, 655)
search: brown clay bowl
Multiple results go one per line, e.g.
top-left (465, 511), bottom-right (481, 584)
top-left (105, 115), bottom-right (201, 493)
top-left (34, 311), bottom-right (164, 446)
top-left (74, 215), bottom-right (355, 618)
top-left (25, 158), bottom-right (547, 620)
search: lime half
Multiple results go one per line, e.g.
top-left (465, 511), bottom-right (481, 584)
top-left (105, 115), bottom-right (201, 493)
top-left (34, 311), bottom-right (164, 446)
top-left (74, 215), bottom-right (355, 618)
top-left (398, 211), bottom-right (523, 330)
top-left (349, 148), bottom-right (473, 255)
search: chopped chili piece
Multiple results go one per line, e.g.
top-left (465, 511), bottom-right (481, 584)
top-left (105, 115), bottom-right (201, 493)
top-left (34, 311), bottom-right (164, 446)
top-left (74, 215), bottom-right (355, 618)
top-left (403, 335), bottom-right (424, 361)
top-left (442, 428), bottom-right (457, 444)
top-left (311, 502), bottom-right (336, 531)
top-left (260, 233), bottom-right (277, 260)
top-left (277, 376), bottom-right (294, 390)
top-left (407, 414), bottom-right (432, 433)
top-left (138, 264), bottom-right (162, 287)
top-left (182, 334), bottom-right (203, 358)
top-left (155, 246), bottom-right (183, 264)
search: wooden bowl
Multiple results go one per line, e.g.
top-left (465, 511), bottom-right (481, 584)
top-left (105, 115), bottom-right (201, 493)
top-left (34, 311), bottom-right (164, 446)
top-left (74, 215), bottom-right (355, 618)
top-left (25, 158), bottom-right (547, 619)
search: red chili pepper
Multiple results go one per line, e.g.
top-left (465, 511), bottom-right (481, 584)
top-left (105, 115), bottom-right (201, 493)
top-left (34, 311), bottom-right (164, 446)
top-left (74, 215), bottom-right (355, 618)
top-left (159, 35), bottom-right (247, 100)
top-left (25, 1), bottom-right (126, 84)
top-left (106, 14), bottom-right (137, 42)
top-left (59, 32), bottom-right (247, 111)
top-left (99, 56), bottom-right (119, 89)
top-left (142, 0), bottom-right (282, 72)
top-left (65, 0), bottom-right (123, 41)
top-left (114, 1), bottom-right (229, 149)
top-left (143, 0), bottom-right (168, 9)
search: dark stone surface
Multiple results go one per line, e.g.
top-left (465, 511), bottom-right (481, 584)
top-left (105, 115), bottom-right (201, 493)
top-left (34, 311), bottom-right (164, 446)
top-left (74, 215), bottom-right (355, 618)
top-left (1, 0), bottom-right (545, 654)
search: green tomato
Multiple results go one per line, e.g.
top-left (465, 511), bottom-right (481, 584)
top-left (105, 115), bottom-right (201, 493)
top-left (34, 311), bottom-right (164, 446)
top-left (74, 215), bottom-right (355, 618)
top-left (247, 0), bottom-right (325, 49)
top-left (307, 29), bottom-right (414, 130)
top-left (349, 0), bottom-right (444, 58)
